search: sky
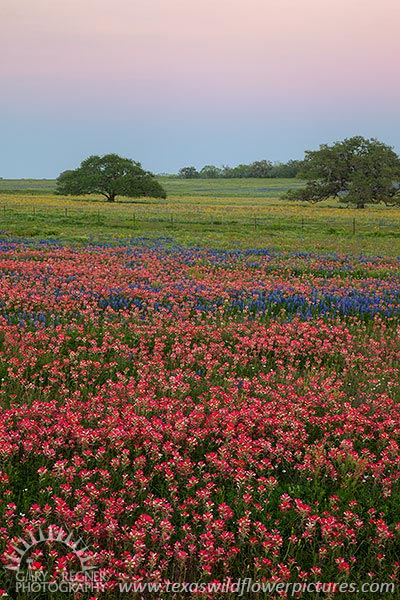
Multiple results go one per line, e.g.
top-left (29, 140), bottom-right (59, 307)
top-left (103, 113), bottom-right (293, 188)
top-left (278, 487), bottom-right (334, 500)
top-left (1, 0), bottom-right (400, 177)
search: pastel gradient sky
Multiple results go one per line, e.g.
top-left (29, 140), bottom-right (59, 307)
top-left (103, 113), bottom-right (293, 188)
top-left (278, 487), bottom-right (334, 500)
top-left (1, 0), bottom-right (400, 176)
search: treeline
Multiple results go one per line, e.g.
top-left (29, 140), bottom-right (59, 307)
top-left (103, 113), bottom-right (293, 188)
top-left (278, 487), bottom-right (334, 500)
top-left (178, 160), bottom-right (302, 179)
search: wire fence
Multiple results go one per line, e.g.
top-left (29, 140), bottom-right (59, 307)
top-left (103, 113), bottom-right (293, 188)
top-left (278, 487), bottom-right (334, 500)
top-left (0, 203), bottom-right (399, 235)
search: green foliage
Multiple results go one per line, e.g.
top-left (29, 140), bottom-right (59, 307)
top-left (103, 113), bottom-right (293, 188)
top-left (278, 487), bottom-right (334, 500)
top-left (56, 154), bottom-right (167, 202)
top-left (199, 165), bottom-right (222, 178)
top-left (178, 166), bottom-right (200, 179)
top-left (271, 159), bottom-right (303, 178)
top-left (248, 160), bottom-right (273, 177)
top-left (178, 160), bottom-right (302, 179)
top-left (286, 136), bottom-right (400, 208)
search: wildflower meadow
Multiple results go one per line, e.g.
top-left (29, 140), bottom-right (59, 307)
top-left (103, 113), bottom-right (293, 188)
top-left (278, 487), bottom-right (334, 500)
top-left (0, 239), bottom-right (399, 598)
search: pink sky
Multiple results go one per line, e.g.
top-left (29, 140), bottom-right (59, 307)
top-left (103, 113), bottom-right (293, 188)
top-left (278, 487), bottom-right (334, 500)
top-left (2, 0), bottom-right (400, 108)
top-left (1, 0), bottom-right (400, 175)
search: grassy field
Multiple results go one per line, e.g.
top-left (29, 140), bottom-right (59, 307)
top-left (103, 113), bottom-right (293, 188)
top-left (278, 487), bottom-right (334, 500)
top-left (0, 176), bottom-right (303, 198)
top-left (0, 177), bottom-right (399, 255)
top-left (0, 179), bottom-right (56, 194)
top-left (0, 177), bottom-right (305, 198)
top-left (0, 190), bottom-right (399, 255)
top-left (158, 176), bottom-right (306, 197)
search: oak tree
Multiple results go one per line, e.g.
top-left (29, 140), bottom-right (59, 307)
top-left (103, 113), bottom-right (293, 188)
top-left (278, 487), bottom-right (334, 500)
top-left (57, 154), bottom-right (166, 202)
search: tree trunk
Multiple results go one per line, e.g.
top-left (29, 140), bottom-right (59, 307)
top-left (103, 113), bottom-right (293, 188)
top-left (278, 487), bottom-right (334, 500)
top-left (356, 201), bottom-right (365, 209)
top-left (107, 193), bottom-right (116, 202)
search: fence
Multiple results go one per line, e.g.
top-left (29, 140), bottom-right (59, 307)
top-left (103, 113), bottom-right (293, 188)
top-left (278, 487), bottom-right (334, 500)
top-left (0, 203), bottom-right (399, 236)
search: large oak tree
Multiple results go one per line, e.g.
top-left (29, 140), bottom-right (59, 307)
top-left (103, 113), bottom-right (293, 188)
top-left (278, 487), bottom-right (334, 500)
top-left (57, 154), bottom-right (166, 202)
top-left (286, 137), bottom-right (400, 208)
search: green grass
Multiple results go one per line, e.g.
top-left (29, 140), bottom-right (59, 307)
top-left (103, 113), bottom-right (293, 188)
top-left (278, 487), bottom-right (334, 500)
top-left (158, 176), bottom-right (305, 197)
top-left (0, 177), bottom-right (303, 198)
top-left (0, 179), bottom-right (56, 194)
top-left (0, 191), bottom-right (399, 255)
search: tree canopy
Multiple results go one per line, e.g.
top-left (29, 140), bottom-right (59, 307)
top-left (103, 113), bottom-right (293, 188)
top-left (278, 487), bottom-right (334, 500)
top-left (286, 136), bottom-right (400, 208)
top-left (178, 166), bottom-right (200, 179)
top-left (178, 160), bottom-right (302, 179)
top-left (57, 154), bottom-right (167, 202)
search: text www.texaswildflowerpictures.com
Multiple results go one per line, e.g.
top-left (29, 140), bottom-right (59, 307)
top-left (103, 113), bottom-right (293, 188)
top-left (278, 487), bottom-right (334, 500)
top-left (118, 579), bottom-right (397, 596)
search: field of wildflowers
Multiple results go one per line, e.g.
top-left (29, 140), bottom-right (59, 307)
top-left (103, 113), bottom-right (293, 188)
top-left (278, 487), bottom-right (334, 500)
top-left (0, 239), bottom-right (399, 598)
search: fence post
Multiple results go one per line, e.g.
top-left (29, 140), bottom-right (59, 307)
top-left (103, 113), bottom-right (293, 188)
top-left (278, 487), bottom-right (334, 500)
top-left (352, 218), bottom-right (356, 235)
top-left (65, 207), bottom-right (68, 217)
top-left (301, 217), bottom-right (304, 230)
top-left (133, 213), bottom-right (136, 228)
top-left (170, 214), bottom-right (174, 229)
top-left (254, 215), bottom-right (257, 229)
